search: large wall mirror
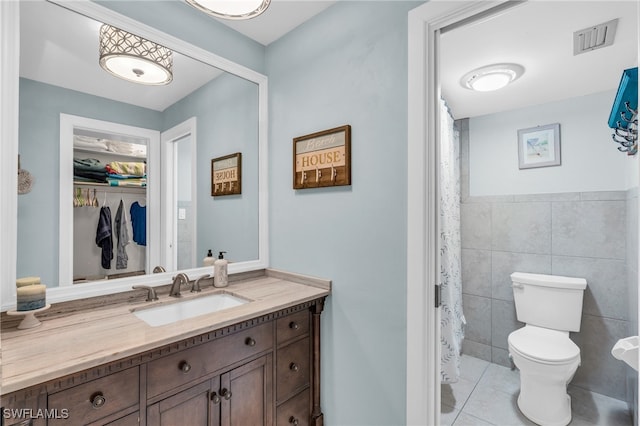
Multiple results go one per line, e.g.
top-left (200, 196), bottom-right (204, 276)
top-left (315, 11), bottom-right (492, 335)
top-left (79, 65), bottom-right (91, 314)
top-left (2, 0), bottom-right (268, 309)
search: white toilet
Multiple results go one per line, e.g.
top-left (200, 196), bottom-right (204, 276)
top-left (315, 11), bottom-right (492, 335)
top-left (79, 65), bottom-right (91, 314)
top-left (508, 272), bottom-right (587, 426)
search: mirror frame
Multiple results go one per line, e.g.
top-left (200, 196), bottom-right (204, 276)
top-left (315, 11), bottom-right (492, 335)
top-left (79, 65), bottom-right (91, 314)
top-left (0, 0), bottom-right (269, 310)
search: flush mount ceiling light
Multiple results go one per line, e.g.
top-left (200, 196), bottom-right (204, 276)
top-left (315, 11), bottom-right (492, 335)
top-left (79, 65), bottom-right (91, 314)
top-left (185, 0), bottom-right (270, 20)
top-left (461, 63), bottom-right (525, 92)
top-left (99, 25), bottom-right (173, 86)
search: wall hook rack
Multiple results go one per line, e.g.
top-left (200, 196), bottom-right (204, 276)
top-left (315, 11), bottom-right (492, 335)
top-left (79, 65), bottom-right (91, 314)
top-left (608, 68), bottom-right (638, 155)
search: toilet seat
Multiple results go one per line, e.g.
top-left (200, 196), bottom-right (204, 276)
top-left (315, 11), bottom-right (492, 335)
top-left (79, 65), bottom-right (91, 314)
top-left (508, 325), bottom-right (580, 365)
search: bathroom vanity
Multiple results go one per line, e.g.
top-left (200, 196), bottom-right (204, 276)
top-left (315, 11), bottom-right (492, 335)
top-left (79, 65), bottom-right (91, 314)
top-left (1, 269), bottom-right (330, 426)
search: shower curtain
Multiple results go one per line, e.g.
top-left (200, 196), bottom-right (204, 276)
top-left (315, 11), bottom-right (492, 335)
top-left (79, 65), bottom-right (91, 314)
top-left (440, 98), bottom-right (465, 383)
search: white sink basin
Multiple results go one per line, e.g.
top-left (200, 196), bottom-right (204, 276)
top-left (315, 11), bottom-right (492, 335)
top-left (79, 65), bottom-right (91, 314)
top-left (133, 293), bottom-right (249, 327)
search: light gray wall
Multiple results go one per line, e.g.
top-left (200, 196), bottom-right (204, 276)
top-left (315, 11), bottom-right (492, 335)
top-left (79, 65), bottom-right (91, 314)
top-left (459, 116), bottom-right (632, 401)
top-left (266, 2), bottom-right (420, 424)
top-left (163, 73), bottom-right (259, 264)
top-left (468, 91), bottom-right (629, 196)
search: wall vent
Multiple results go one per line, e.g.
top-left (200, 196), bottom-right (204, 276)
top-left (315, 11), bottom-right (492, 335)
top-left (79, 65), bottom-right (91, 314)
top-left (573, 19), bottom-right (618, 55)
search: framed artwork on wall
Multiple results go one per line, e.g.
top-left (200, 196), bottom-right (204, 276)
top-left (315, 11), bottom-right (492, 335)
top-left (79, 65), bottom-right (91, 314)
top-left (517, 123), bottom-right (561, 169)
top-left (211, 152), bottom-right (241, 196)
top-left (293, 125), bottom-right (351, 189)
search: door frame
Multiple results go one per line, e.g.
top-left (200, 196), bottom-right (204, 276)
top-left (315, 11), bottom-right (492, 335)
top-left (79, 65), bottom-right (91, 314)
top-left (161, 117), bottom-right (198, 271)
top-left (406, 2), bottom-right (511, 425)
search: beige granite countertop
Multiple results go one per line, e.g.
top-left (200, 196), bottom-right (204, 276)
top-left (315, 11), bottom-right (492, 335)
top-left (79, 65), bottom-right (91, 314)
top-left (1, 269), bottom-right (330, 394)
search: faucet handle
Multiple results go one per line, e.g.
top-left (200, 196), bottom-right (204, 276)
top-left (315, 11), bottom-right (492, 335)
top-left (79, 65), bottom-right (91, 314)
top-left (192, 274), bottom-right (210, 293)
top-left (132, 285), bottom-right (159, 302)
top-left (153, 266), bottom-right (166, 273)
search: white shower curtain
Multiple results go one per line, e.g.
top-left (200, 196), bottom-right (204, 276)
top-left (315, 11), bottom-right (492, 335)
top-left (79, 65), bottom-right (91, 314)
top-left (440, 98), bottom-right (465, 383)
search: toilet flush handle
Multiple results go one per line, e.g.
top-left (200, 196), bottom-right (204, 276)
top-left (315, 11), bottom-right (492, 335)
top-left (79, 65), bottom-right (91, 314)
top-left (511, 283), bottom-right (524, 289)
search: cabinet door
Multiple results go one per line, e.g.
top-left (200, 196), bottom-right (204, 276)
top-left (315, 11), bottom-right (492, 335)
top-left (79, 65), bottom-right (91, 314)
top-left (147, 378), bottom-right (220, 426)
top-left (220, 354), bottom-right (273, 426)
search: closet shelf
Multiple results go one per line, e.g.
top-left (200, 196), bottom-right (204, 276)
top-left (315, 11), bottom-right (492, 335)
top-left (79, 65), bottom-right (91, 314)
top-left (73, 181), bottom-right (146, 194)
top-left (73, 146), bottom-right (146, 161)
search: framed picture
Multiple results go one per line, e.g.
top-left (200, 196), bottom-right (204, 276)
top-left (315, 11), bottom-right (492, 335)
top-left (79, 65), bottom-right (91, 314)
top-left (211, 152), bottom-right (241, 196)
top-left (518, 123), bottom-right (561, 169)
top-left (293, 125), bottom-right (351, 189)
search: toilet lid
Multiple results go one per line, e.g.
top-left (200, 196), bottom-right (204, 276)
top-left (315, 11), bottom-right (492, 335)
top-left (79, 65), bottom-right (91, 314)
top-left (508, 326), bottom-right (580, 363)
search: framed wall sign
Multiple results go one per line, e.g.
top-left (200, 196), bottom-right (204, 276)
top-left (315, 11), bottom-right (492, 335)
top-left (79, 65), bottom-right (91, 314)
top-left (293, 124), bottom-right (351, 189)
top-left (517, 123), bottom-right (561, 169)
top-left (211, 152), bottom-right (241, 196)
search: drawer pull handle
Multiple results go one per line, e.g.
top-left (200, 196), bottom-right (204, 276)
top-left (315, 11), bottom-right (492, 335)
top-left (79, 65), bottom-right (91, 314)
top-left (245, 337), bottom-right (256, 347)
top-left (220, 388), bottom-right (232, 400)
top-left (90, 392), bottom-right (106, 409)
top-left (289, 362), bottom-right (299, 372)
top-left (289, 416), bottom-right (299, 425)
top-left (179, 361), bottom-right (192, 374)
top-left (289, 321), bottom-right (299, 330)
top-left (211, 392), bottom-right (221, 404)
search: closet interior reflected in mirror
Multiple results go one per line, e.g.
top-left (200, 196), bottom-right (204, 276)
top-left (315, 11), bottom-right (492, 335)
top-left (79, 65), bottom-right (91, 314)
top-left (17, 0), bottom-right (261, 289)
top-left (72, 125), bottom-right (149, 283)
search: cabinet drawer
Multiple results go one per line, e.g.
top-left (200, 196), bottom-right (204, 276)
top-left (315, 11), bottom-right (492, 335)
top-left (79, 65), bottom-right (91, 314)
top-left (277, 388), bottom-right (310, 426)
top-left (47, 366), bottom-right (139, 426)
top-left (276, 337), bottom-right (310, 401)
top-left (147, 322), bottom-right (273, 399)
top-left (276, 310), bottom-right (309, 345)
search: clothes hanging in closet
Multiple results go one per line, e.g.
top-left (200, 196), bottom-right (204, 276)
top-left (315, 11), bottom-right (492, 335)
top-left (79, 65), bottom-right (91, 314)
top-left (114, 200), bottom-right (129, 269)
top-left (95, 206), bottom-right (113, 269)
top-left (130, 201), bottom-right (146, 246)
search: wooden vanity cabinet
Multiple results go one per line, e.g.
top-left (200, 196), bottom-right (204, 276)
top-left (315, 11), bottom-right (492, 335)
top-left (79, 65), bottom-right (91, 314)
top-left (1, 298), bottom-right (325, 426)
top-left (147, 354), bottom-right (273, 426)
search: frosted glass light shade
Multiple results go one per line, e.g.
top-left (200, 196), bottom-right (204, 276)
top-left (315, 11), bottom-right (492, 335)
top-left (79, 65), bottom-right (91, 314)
top-left (99, 25), bottom-right (173, 85)
top-left (461, 63), bottom-right (524, 92)
top-left (186, 0), bottom-right (270, 20)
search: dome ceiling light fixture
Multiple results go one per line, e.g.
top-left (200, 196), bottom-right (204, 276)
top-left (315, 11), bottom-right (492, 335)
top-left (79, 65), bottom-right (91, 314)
top-left (99, 24), bottom-right (173, 86)
top-left (185, 0), bottom-right (271, 20)
top-left (461, 63), bottom-right (525, 92)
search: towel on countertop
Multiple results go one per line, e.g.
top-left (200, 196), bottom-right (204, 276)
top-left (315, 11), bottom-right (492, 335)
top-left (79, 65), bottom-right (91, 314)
top-left (95, 206), bottom-right (113, 269)
top-left (114, 200), bottom-right (129, 270)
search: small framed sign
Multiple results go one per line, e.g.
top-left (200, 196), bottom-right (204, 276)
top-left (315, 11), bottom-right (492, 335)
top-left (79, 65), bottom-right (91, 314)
top-left (517, 123), bottom-right (561, 169)
top-left (211, 152), bottom-right (241, 196)
top-left (293, 125), bottom-right (351, 189)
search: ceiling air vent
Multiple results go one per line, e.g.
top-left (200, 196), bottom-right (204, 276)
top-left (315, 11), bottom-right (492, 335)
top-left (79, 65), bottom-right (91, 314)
top-left (573, 18), bottom-right (618, 55)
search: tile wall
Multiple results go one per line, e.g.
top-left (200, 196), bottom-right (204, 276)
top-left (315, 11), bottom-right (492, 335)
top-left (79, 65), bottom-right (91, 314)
top-left (458, 119), bottom-right (632, 401)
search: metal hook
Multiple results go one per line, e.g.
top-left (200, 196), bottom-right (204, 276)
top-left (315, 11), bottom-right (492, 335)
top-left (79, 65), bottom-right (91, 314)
top-left (624, 101), bottom-right (637, 116)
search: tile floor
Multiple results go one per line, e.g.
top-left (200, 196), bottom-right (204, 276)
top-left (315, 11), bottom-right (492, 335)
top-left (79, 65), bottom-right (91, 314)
top-left (441, 355), bottom-right (632, 426)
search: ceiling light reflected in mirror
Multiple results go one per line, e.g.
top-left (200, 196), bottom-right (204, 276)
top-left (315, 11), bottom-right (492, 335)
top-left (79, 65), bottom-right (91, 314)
top-left (186, 0), bottom-right (271, 20)
top-left (99, 25), bottom-right (174, 85)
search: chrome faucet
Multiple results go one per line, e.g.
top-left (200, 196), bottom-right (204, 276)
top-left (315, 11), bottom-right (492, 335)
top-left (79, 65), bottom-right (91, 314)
top-left (169, 273), bottom-right (189, 297)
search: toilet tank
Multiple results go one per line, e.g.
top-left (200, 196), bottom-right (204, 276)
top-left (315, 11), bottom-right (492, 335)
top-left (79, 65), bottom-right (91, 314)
top-left (511, 272), bottom-right (587, 332)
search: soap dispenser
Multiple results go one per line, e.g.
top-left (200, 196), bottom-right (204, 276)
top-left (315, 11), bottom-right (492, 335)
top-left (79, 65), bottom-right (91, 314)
top-left (214, 251), bottom-right (228, 288)
top-left (203, 249), bottom-right (215, 267)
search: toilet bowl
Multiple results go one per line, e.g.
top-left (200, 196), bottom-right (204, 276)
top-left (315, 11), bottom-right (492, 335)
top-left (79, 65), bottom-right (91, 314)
top-left (508, 325), bottom-right (581, 426)
top-left (508, 272), bottom-right (587, 426)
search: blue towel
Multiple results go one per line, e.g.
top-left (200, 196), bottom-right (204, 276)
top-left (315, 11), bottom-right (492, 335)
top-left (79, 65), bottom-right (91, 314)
top-left (130, 202), bottom-right (147, 246)
top-left (95, 206), bottom-right (113, 269)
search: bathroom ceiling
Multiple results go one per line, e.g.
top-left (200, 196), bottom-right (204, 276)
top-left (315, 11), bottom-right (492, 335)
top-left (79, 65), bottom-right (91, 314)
top-left (20, 1), bottom-right (638, 116)
top-left (440, 1), bottom-right (639, 119)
